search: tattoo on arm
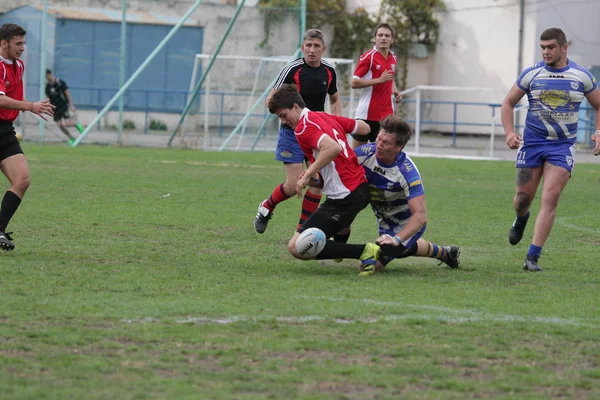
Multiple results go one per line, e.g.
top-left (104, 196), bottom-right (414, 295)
top-left (516, 168), bottom-right (533, 186)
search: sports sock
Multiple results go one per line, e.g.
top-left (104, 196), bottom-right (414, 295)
top-left (516, 211), bottom-right (530, 225)
top-left (423, 241), bottom-right (447, 261)
top-left (263, 183), bottom-right (292, 212)
top-left (0, 191), bottom-right (22, 232)
top-left (315, 241), bottom-right (364, 260)
top-left (527, 244), bottom-right (543, 261)
top-left (297, 191), bottom-right (321, 230)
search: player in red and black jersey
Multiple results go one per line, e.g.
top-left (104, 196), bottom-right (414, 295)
top-left (254, 29), bottom-right (342, 235)
top-left (267, 84), bottom-right (382, 271)
top-left (0, 24), bottom-right (54, 251)
top-left (351, 23), bottom-right (402, 147)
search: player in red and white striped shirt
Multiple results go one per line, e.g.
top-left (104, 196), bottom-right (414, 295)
top-left (351, 23), bottom-right (402, 148)
top-left (267, 84), bottom-right (381, 270)
top-left (0, 24), bottom-right (54, 251)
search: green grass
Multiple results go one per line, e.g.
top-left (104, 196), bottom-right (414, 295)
top-left (1, 144), bottom-right (599, 399)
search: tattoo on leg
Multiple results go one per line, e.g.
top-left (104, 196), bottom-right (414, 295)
top-left (516, 168), bottom-right (533, 186)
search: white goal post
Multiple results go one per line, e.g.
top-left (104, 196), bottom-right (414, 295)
top-left (184, 53), bottom-right (356, 151)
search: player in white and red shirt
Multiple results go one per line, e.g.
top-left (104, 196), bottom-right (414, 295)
top-left (0, 23), bottom-right (54, 251)
top-left (351, 23), bottom-right (402, 147)
top-left (267, 84), bottom-right (382, 272)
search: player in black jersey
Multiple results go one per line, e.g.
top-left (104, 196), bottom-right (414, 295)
top-left (45, 69), bottom-right (82, 144)
top-left (254, 29), bottom-right (342, 235)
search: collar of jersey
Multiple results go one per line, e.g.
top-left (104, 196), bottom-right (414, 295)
top-left (543, 59), bottom-right (571, 73)
top-left (0, 55), bottom-right (14, 65)
top-left (377, 151), bottom-right (405, 168)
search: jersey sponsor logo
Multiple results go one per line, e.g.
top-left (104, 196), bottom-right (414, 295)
top-left (548, 74), bottom-right (564, 78)
top-left (279, 150), bottom-right (293, 158)
top-left (540, 90), bottom-right (570, 109)
top-left (373, 165), bottom-right (386, 175)
top-left (387, 182), bottom-right (394, 189)
top-left (570, 81), bottom-right (580, 90)
top-left (376, 64), bottom-right (381, 70)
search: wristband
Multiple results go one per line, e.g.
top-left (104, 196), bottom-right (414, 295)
top-left (29, 102), bottom-right (33, 111)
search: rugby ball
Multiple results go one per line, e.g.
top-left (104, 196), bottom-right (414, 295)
top-left (295, 227), bottom-right (326, 258)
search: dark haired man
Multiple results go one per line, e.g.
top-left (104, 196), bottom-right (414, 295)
top-left (267, 84), bottom-right (381, 272)
top-left (0, 23), bottom-right (55, 250)
top-left (351, 23), bottom-right (402, 148)
top-left (255, 29), bottom-right (342, 235)
top-left (45, 68), bottom-right (83, 144)
top-left (501, 27), bottom-right (600, 271)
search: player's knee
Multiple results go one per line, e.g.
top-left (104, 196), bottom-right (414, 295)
top-left (14, 174), bottom-right (31, 192)
top-left (541, 191), bottom-right (561, 210)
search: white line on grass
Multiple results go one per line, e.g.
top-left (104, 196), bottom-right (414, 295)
top-left (168, 313), bottom-right (598, 328)
top-left (301, 296), bottom-right (599, 328)
top-left (120, 298), bottom-right (598, 328)
top-left (555, 217), bottom-right (600, 235)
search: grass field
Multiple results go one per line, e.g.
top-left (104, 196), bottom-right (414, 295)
top-left (1, 143), bottom-right (599, 399)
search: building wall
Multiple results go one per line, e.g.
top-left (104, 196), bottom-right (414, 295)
top-left (0, 0), bottom-right (300, 57)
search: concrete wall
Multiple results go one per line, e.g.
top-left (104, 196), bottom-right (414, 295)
top-left (1, 0), bottom-right (300, 57)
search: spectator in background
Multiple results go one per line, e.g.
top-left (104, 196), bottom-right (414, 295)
top-left (45, 69), bottom-right (83, 144)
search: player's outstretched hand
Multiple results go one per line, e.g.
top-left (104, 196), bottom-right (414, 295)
top-left (296, 171), bottom-right (311, 198)
top-left (591, 132), bottom-right (600, 156)
top-left (505, 132), bottom-right (522, 149)
top-left (30, 98), bottom-right (55, 120)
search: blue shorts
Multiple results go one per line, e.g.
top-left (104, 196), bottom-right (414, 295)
top-left (378, 224), bottom-right (426, 266)
top-left (516, 141), bottom-right (575, 173)
top-left (275, 125), bottom-right (305, 164)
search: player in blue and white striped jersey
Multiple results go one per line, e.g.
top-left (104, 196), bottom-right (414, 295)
top-left (354, 115), bottom-right (460, 275)
top-left (501, 28), bottom-right (600, 272)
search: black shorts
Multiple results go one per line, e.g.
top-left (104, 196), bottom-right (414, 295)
top-left (351, 120), bottom-right (381, 143)
top-left (298, 182), bottom-right (370, 238)
top-left (53, 104), bottom-right (70, 122)
top-left (0, 121), bottom-right (24, 162)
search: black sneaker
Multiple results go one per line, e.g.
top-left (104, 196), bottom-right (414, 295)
top-left (523, 256), bottom-right (543, 272)
top-left (254, 201), bottom-right (273, 234)
top-left (440, 245), bottom-right (460, 268)
top-left (509, 217), bottom-right (528, 245)
top-left (0, 231), bottom-right (15, 251)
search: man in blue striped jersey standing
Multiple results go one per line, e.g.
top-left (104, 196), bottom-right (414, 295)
top-left (501, 28), bottom-right (600, 271)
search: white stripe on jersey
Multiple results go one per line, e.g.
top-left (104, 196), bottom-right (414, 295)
top-left (273, 58), bottom-right (303, 89)
top-left (353, 50), bottom-right (377, 120)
